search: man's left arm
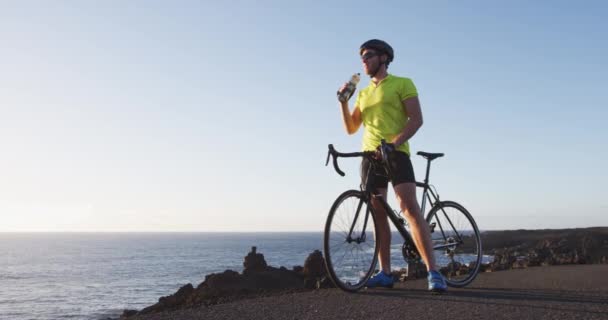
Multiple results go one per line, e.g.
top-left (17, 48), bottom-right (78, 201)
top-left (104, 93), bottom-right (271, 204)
top-left (392, 96), bottom-right (423, 147)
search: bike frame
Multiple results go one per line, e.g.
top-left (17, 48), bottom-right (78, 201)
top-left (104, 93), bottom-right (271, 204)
top-left (353, 155), bottom-right (455, 257)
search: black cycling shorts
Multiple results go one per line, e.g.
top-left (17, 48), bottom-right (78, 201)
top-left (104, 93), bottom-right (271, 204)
top-left (360, 151), bottom-right (416, 190)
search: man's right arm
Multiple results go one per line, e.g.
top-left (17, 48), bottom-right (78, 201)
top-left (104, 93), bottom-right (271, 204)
top-left (340, 101), bottom-right (362, 135)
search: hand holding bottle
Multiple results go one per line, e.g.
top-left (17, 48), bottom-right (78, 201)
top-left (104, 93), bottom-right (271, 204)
top-left (337, 73), bottom-right (361, 103)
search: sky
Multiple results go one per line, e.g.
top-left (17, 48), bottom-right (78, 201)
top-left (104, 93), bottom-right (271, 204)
top-left (1, 0), bottom-right (607, 232)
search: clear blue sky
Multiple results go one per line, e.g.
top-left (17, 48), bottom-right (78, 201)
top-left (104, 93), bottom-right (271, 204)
top-left (1, 0), bottom-right (606, 231)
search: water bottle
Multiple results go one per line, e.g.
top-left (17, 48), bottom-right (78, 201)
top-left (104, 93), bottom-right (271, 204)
top-left (337, 73), bottom-right (361, 102)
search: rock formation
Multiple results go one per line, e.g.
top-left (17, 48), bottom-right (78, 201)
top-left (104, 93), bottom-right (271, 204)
top-left (121, 247), bottom-right (329, 319)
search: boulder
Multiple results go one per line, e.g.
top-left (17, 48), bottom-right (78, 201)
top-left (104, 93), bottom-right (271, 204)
top-left (302, 250), bottom-right (330, 289)
top-left (243, 246), bottom-right (267, 274)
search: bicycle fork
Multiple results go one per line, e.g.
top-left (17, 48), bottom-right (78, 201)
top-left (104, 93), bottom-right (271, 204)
top-left (346, 196), bottom-right (371, 244)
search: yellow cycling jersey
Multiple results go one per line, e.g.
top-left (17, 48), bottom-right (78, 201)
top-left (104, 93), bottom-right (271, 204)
top-left (355, 74), bottom-right (418, 155)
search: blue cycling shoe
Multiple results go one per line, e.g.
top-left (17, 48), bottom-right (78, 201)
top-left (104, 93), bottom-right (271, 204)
top-left (366, 270), bottom-right (394, 288)
top-left (427, 270), bottom-right (448, 293)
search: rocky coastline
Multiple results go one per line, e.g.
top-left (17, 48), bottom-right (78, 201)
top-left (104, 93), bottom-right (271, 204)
top-left (116, 227), bottom-right (608, 319)
top-left (481, 227), bottom-right (608, 269)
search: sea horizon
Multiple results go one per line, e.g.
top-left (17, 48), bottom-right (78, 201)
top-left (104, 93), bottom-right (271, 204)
top-left (2, 226), bottom-right (605, 233)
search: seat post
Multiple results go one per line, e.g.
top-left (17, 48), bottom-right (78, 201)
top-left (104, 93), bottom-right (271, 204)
top-left (424, 159), bottom-right (432, 185)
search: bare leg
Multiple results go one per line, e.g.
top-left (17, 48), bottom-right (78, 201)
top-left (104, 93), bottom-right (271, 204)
top-left (370, 188), bottom-right (390, 273)
top-left (393, 183), bottom-right (437, 271)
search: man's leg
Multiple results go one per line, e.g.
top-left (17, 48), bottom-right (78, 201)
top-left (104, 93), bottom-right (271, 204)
top-left (393, 182), bottom-right (436, 271)
top-left (370, 188), bottom-right (390, 273)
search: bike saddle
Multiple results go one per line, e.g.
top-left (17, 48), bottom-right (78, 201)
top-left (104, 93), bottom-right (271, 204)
top-left (417, 151), bottom-right (444, 161)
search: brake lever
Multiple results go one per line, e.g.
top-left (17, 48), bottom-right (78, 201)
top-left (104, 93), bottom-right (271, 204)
top-left (380, 139), bottom-right (389, 163)
top-left (380, 139), bottom-right (396, 179)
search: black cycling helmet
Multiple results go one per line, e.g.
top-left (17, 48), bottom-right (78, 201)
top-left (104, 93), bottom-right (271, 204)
top-left (359, 39), bottom-right (394, 64)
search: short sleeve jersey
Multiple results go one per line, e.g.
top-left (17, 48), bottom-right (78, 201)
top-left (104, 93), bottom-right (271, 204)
top-left (355, 74), bottom-right (418, 155)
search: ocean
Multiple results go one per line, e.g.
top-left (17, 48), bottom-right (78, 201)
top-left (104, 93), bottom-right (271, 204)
top-left (0, 232), bottom-right (491, 320)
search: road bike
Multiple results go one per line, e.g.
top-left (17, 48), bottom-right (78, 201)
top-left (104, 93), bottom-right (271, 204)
top-left (323, 140), bottom-right (482, 292)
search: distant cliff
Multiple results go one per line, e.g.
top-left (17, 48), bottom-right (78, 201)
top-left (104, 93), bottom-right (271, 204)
top-left (481, 227), bottom-right (608, 269)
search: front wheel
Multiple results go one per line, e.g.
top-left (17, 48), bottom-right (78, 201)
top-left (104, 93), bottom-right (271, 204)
top-left (324, 190), bottom-right (378, 292)
top-left (426, 201), bottom-right (482, 287)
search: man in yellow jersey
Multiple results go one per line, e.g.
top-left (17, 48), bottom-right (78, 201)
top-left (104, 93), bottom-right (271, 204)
top-left (338, 39), bottom-right (447, 293)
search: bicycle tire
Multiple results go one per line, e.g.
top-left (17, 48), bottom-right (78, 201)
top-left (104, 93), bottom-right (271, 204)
top-left (426, 200), bottom-right (482, 287)
top-left (323, 190), bottom-right (378, 292)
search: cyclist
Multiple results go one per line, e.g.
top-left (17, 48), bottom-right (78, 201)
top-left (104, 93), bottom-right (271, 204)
top-left (337, 39), bottom-right (447, 293)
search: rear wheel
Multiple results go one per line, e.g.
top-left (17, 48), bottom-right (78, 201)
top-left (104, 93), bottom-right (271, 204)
top-left (324, 190), bottom-right (378, 292)
top-left (426, 201), bottom-right (482, 287)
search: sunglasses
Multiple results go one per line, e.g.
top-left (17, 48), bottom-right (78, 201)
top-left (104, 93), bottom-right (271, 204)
top-left (361, 51), bottom-right (380, 61)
